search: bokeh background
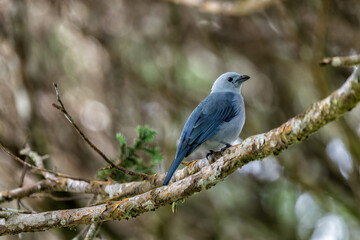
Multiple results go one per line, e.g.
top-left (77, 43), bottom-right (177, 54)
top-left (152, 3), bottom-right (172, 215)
top-left (1, 0), bottom-right (360, 239)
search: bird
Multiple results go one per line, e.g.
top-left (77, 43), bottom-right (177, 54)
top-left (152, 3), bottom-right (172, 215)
top-left (163, 72), bottom-right (250, 186)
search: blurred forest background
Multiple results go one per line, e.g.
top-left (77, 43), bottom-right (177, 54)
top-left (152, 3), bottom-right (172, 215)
top-left (0, 0), bottom-right (360, 239)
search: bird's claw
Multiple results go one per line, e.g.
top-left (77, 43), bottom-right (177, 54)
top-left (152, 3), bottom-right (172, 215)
top-left (220, 143), bottom-right (232, 153)
top-left (206, 150), bottom-right (215, 160)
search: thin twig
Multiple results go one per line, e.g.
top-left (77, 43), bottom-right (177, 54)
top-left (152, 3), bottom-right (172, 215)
top-left (52, 83), bottom-right (148, 179)
top-left (0, 141), bottom-right (89, 182)
top-left (16, 201), bottom-right (32, 212)
top-left (84, 222), bottom-right (102, 240)
top-left (17, 156), bottom-right (29, 209)
top-left (18, 156), bottom-right (28, 188)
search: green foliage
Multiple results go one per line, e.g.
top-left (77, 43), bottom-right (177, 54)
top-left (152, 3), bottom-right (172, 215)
top-left (96, 125), bottom-right (163, 182)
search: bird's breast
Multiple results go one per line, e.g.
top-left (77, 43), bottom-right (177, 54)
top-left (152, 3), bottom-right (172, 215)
top-left (204, 105), bottom-right (245, 151)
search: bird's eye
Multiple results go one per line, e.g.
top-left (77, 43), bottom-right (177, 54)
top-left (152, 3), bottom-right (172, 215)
top-left (227, 77), bottom-right (233, 82)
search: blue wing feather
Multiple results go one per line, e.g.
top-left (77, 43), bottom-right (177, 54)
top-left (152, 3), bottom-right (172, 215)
top-left (163, 91), bottom-right (240, 185)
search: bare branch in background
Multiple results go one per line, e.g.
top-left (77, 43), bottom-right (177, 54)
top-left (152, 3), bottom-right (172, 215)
top-left (0, 142), bottom-right (88, 182)
top-left (84, 223), bottom-right (102, 240)
top-left (17, 155), bottom-right (29, 210)
top-left (1, 65), bottom-right (359, 235)
top-left (320, 55), bottom-right (360, 67)
top-left (164, 0), bottom-right (282, 16)
top-left (52, 83), bottom-right (149, 180)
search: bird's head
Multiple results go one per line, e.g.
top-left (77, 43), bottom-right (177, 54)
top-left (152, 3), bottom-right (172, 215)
top-left (211, 72), bottom-right (250, 93)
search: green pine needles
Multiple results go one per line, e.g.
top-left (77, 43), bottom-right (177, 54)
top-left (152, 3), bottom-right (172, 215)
top-left (96, 125), bottom-right (163, 182)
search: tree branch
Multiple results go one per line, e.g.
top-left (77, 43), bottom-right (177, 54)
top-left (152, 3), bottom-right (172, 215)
top-left (320, 54), bottom-right (360, 67)
top-left (1, 66), bottom-right (359, 235)
top-left (0, 158), bottom-right (215, 204)
top-left (163, 0), bottom-right (282, 16)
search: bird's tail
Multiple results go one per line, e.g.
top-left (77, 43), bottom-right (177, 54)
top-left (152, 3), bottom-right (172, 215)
top-left (162, 155), bottom-right (184, 186)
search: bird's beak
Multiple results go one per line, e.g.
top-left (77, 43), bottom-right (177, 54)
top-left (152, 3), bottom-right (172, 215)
top-left (238, 75), bottom-right (250, 82)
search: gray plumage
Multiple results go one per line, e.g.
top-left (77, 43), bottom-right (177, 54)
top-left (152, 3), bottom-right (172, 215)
top-left (163, 72), bottom-right (250, 185)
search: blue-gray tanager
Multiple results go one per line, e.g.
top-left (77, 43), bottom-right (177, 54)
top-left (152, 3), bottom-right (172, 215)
top-left (163, 72), bottom-right (250, 185)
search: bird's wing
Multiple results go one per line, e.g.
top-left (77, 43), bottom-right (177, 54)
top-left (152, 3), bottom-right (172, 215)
top-left (176, 91), bottom-right (240, 159)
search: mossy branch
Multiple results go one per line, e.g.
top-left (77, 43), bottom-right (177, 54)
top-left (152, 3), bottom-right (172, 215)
top-left (0, 66), bottom-right (359, 235)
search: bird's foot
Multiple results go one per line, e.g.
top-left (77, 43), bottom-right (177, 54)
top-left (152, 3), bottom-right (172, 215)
top-left (206, 150), bottom-right (215, 160)
top-left (220, 143), bottom-right (232, 153)
top-left (206, 143), bottom-right (232, 160)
